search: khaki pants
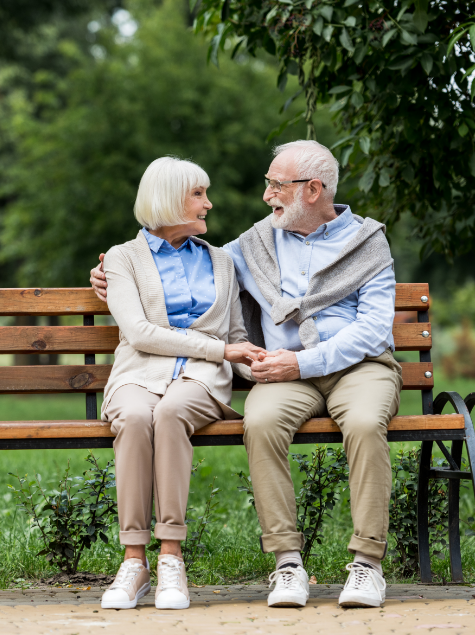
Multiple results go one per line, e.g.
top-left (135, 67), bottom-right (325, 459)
top-left (243, 350), bottom-right (403, 560)
top-left (104, 376), bottom-right (223, 545)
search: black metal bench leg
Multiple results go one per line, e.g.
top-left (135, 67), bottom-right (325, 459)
top-left (448, 439), bottom-right (464, 583)
top-left (418, 439), bottom-right (433, 583)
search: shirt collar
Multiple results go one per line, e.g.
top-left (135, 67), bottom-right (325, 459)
top-left (142, 227), bottom-right (195, 253)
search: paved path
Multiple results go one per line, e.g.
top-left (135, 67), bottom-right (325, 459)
top-left (1, 584), bottom-right (475, 633)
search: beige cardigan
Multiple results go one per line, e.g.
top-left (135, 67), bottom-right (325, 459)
top-left (101, 230), bottom-right (248, 420)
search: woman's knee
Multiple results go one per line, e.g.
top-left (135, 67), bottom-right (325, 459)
top-left (111, 405), bottom-right (153, 438)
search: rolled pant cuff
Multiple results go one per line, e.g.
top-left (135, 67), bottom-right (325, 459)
top-left (260, 531), bottom-right (305, 553)
top-left (348, 534), bottom-right (387, 560)
top-left (154, 523), bottom-right (188, 541)
top-left (119, 529), bottom-right (151, 545)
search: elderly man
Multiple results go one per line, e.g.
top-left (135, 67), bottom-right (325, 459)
top-left (90, 140), bottom-right (402, 610)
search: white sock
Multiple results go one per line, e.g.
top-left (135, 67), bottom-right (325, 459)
top-left (354, 551), bottom-right (383, 575)
top-left (275, 550), bottom-right (303, 570)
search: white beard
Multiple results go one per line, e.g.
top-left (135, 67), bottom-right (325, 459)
top-left (268, 189), bottom-right (309, 230)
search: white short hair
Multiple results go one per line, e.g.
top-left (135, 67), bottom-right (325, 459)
top-left (273, 140), bottom-right (339, 198)
top-left (134, 156), bottom-right (210, 229)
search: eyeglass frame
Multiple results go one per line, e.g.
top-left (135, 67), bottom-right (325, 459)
top-left (264, 177), bottom-right (327, 193)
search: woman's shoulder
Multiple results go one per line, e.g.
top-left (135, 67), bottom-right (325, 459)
top-left (104, 233), bottom-right (143, 267)
top-left (193, 237), bottom-right (233, 265)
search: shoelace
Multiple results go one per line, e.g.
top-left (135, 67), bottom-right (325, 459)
top-left (268, 567), bottom-right (308, 596)
top-left (110, 561), bottom-right (143, 591)
top-left (344, 563), bottom-right (386, 602)
top-left (158, 557), bottom-right (183, 590)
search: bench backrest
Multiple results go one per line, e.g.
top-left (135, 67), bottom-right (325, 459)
top-left (0, 284), bottom-right (433, 419)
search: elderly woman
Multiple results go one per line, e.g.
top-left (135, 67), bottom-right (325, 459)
top-left (100, 157), bottom-right (264, 611)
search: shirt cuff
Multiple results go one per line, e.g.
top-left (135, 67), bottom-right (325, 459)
top-left (296, 347), bottom-right (324, 379)
top-left (206, 339), bottom-right (225, 363)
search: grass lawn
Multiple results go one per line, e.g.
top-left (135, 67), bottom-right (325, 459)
top-left (0, 374), bottom-right (474, 588)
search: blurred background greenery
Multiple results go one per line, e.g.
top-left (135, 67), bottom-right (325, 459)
top-left (0, 0), bottom-right (474, 586)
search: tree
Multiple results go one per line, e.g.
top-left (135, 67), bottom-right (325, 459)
top-left (193, 1), bottom-right (475, 259)
top-left (1, 0), bottom-right (342, 287)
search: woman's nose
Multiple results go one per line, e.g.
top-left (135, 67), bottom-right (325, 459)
top-left (205, 198), bottom-right (212, 209)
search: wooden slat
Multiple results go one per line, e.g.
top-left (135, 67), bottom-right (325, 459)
top-left (0, 326), bottom-right (118, 354)
top-left (0, 288), bottom-right (110, 316)
top-left (395, 283), bottom-right (430, 311)
top-left (0, 365), bottom-right (112, 393)
top-left (0, 322), bottom-right (432, 354)
top-left (0, 284), bottom-right (429, 316)
top-left (393, 322), bottom-right (431, 351)
top-left (0, 362), bottom-right (432, 393)
top-left (0, 414), bottom-right (464, 440)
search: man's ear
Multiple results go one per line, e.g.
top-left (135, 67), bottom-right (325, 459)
top-left (307, 179), bottom-right (324, 204)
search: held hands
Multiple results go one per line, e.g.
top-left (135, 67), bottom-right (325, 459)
top-left (223, 342), bottom-right (268, 367)
top-left (250, 349), bottom-right (301, 383)
top-left (90, 254), bottom-right (107, 302)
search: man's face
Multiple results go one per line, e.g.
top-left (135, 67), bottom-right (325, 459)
top-left (263, 152), bottom-right (309, 230)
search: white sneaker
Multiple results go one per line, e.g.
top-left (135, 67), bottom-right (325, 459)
top-left (155, 555), bottom-right (190, 610)
top-left (101, 558), bottom-right (151, 609)
top-left (339, 562), bottom-right (386, 608)
top-left (267, 565), bottom-right (309, 607)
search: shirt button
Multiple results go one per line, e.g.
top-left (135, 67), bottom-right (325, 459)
top-left (301, 271), bottom-right (306, 275)
top-left (313, 316), bottom-right (317, 321)
top-left (305, 241), bottom-right (310, 245)
top-left (325, 232), bottom-right (329, 236)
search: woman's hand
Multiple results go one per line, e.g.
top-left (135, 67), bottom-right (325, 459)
top-left (224, 342), bottom-right (267, 367)
top-left (90, 253), bottom-right (108, 302)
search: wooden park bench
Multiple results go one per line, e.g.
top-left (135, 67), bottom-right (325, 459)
top-left (0, 283), bottom-right (474, 584)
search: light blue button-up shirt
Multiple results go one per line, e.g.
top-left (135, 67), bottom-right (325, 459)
top-left (223, 205), bottom-right (395, 379)
top-left (142, 228), bottom-right (216, 378)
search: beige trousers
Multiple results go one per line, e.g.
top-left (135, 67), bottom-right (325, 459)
top-left (243, 349), bottom-right (403, 560)
top-left (104, 375), bottom-right (223, 545)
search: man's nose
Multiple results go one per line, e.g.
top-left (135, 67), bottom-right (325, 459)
top-left (263, 186), bottom-right (274, 202)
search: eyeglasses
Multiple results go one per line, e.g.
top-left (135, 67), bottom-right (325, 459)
top-left (264, 178), bottom-right (327, 193)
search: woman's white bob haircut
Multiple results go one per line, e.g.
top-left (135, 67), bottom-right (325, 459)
top-left (273, 140), bottom-right (339, 198)
top-left (134, 156), bottom-right (210, 229)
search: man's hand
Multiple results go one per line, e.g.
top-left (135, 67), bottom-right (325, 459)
top-left (250, 349), bottom-right (301, 383)
top-left (90, 254), bottom-right (107, 302)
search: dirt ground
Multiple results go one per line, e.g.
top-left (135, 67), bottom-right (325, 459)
top-left (1, 584), bottom-right (475, 634)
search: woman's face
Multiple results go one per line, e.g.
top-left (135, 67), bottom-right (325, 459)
top-left (183, 186), bottom-right (213, 236)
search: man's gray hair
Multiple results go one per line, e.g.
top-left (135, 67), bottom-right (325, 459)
top-left (273, 140), bottom-right (339, 198)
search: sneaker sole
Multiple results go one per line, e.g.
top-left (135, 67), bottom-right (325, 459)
top-left (339, 596), bottom-right (384, 609)
top-left (155, 597), bottom-right (190, 610)
top-left (101, 582), bottom-right (151, 610)
top-left (268, 600), bottom-right (307, 608)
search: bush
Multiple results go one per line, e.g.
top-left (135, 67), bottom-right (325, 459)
top-left (389, 447), bottom-right (450, 577)
top-left (8, 453), bottom-right (117, 575)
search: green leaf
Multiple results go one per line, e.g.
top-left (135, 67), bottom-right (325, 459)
top-left (320, 5), bottom-right (333, 22)
top-left (382, 29), bottom-right (397, 48)
top-left (353, 43), bottom-right (368, 64)
top-left (458, 123), bottom-right (469, 137)
top-left (387, 57), bottom-right (414, 71)
top-left (413, 0), bottom-right (428, 33)
top-left (322, 25), bottom-right (334, 42)
top-left (350, 92), bottom-right (364, 109)
top-left (344, 16), bottom-right (356, 27)
top-left (447, 29), bottom-right (468, 57)
top-left (328, 85), bottom-right (352, 95)
top-left (340, 144), bottom-right (354, 167)
top-left (339, 28), bottom-right (354, 52)
top-left (359, 137), bottom-right (371, 154)
top-left (343, 0), bottom-right (360, 6)
top-left (359, 169), bottom-right (375, 193)
top-left (421, 53), bottom-right (433, 75)
top-left (313, 17), bottom-right (323, 36)
top-left (329, 96), bottom-right (349, 113)
top-left (379, 169), bottom-right (391, 187)
top-left (401, 30), bottom-right (418, 46)
top-left (470, 25), bottom-right (475, 52)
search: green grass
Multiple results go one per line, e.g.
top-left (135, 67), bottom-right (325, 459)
top-left (0, 374), bottom-right (474, 588)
